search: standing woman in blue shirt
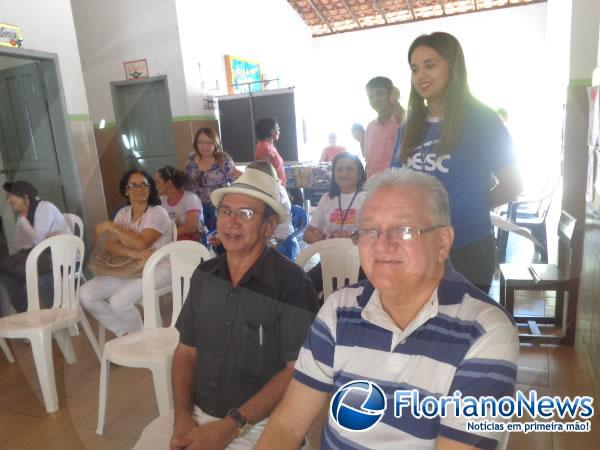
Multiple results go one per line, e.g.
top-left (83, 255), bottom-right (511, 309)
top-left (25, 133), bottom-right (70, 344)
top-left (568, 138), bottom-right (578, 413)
top-left (391, 32), bottom-right (522, 293)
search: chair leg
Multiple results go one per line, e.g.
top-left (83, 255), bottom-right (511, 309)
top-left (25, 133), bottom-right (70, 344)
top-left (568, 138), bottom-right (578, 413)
top-left (151, 362), bottom-right (174, 417)
top-left (98, 325), bottom-right (106, 353)
top-left (30, 330), bottom-right (59, 413)
top-left (0, 337), bottom-right (15, 363)
top-left (53, 328), bottom-right (77, 365)
top-left (96, 355), bottom-right (111, 435)
top-left (78, 310), bottom-right (102, 362)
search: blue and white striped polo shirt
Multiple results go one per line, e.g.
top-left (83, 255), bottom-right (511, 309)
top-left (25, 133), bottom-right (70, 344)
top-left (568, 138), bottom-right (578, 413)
top-left (293, 266), bottom-right (519, 449)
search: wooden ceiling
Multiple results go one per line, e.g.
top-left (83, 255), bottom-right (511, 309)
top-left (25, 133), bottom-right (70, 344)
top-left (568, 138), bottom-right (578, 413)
top-left (287, 0), bottom-right (546, 36)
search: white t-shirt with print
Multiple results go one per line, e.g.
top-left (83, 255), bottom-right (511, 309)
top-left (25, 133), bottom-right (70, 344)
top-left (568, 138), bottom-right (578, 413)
top-left (114, 205), bottom-right (173, 250)
top-left (160, 191), bottom-right (204, 231)
top-left (309, 191), bottom-right (366, 237)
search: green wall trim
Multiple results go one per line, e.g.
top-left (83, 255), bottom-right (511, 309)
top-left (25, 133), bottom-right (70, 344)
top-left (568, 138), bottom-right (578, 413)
top-left (173, 115), bottom-right (217, 122)
top-left (68, 114), bottom-right (91, 121)
top-left (93, 117), bottom-right (216, 130)
top-left (569, 79), bottom-right (592, 87)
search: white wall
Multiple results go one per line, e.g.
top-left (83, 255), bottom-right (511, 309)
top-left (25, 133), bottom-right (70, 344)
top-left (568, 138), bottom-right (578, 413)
top-left (71, 0), bottom-right (188, 123)
top-left (309, 3), bottom-right (550, 176)
top-left (175, 0), bottom-right (313, 116)
top-left (0, 0), bottom-right (90, 114)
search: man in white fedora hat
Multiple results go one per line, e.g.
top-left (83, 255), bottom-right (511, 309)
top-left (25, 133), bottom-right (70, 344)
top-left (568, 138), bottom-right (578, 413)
top-left (134, 167), bottom-right (319, 450)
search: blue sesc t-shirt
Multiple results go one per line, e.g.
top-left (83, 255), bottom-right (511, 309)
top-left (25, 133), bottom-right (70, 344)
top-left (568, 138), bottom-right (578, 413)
top-left (391, 100), bottom-right (515, 248)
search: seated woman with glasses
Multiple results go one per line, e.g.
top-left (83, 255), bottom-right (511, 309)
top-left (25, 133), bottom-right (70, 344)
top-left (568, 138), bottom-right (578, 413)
top-left (302, 152), bottom-right (367, 295)
top-left (155, 166), bottom-right (205, 242)
top-left (80, 169), bottom-right (173, 337)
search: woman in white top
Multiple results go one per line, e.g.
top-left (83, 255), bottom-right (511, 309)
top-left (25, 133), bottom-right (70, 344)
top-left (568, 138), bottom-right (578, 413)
top-left (303, 152), bottom-right (367, 296)
top-left (155, 166), bottom-right (205, 241)
top-left (80, 169), bottom-right (173, 337)
top-left (304, 152), bottom-right (367, 243)
top-left (0, 181), bottom-right (71, 316)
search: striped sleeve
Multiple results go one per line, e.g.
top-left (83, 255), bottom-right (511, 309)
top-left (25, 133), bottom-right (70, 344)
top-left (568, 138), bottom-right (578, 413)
top-left (439, 319), bottom-right (519, 449)
top-left (293, 293), bottom-right (339, 393)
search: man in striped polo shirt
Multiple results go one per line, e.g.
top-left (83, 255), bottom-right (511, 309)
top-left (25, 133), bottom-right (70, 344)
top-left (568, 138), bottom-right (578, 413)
top-left (257, 168), bottom-right (519, 450)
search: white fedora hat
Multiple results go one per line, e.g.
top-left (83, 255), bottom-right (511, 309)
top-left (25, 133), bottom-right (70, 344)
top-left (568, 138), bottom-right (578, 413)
top-left (210, 168), bottom-right (287, 222)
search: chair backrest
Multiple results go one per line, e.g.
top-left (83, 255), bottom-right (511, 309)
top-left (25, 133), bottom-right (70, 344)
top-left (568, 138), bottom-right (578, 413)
top-left (25, 234), bottom-right (85, 311)
top-left (296, 238), bottom-right (360, 300)
top-left (63, 213), bottom-right (84, 238)
top-left (142, 241), bottom-right (212, 329)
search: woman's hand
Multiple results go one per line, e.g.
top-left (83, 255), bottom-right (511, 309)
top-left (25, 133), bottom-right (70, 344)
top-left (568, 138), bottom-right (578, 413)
top-left (131, 248), bottom-right (154, 260)
top-left (303, 226), bottom-right (326, 244)
top-left (95, 221), bottom-right (117, 237)
top-left (330, 229), bottom-right (351, 239)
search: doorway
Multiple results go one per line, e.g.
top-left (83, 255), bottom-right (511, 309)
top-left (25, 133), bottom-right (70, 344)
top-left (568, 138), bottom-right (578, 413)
top-left (0, 49), bottom-right (83, 254)
top-left (111, 76), bottom-right (176, 175)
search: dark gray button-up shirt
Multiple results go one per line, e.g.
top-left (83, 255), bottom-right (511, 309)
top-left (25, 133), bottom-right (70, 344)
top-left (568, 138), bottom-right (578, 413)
top-left (175, 246), bottom-right (319, 418)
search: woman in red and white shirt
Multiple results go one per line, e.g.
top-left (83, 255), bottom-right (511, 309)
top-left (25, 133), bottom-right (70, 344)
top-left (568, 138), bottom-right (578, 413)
top-left (254, 117), bottom-right (287, 186)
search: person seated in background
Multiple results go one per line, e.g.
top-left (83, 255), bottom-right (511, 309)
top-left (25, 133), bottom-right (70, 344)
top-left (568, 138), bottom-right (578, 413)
top-left (255, 117), bottom-right (287, 186)
top-left (0, 181), bottom-right (71, 316)
top-left (303, 152), bottom-right (366, 293)
top-left (319, 133), bottom-right (346, 163)
top-left (245, 161), bottom-right (296, 259)
top-left (80, 169), bottom-right (173, 337)
top-left (133, 166), bottom-right (318, 450)
top-left (350, 123), bottom-right (365, 157)
top-left (155, 166), bottom-right (205, 242)
top-left (185, 127), bottom-right (237, 233)
top-left (256, 168), bottom-right (519, 450)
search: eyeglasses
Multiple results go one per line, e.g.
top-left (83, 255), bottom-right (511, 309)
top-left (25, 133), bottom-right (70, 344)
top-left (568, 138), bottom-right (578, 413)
top-left (351, 224), bottom-right (447, 245)
top-left (217, 206), bottom-right (263, 222)
top-left (126, 182), bottom-right (150, 190)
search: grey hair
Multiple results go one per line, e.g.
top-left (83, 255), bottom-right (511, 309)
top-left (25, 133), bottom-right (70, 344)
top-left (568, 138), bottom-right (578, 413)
top-left (361, 168), bottom-right (451, 225)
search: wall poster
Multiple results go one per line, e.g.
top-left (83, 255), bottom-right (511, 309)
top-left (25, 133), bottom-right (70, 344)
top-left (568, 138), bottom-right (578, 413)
top-left (224, 55), bottom-right (262, 95)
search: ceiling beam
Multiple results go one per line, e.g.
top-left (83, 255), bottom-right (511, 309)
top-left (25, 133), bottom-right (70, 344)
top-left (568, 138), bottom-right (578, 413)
top-left (306, 0), bottom-right (334, 34)
top-left (339, 0), bottom-right (362, 28)
top-left (373, 0), bottom-right (389, 24)
top-left (405, 0), bottom-right (416, 20)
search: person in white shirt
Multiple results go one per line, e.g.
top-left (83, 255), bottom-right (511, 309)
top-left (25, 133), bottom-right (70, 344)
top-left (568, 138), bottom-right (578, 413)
top-left (303, 152), bottom-right (367, 294)
top-left (155, 166), bottom-right (205, 242)
top-left (304, 152), bottom-right (366, 242)
top-left (0, 181), bottom-right (71, 316)
top-left (80, 169), bottom-right (173, 337)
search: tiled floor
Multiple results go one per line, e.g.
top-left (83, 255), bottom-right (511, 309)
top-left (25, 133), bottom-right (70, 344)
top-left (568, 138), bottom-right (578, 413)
top-left (0, 233), bottom-right (597, 449)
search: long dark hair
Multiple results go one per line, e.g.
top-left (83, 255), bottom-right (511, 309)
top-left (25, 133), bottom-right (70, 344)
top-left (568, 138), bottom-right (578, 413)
top-left (400, 32), bottom-right (471, 162)
top-left (3, 180), bottom-right (41, 226)
top-left (329, 152), bottom-right (366, 198)
top-left (156, 166), bottom-right (191, 190)
top-left (119, 169), bottom-right (161, 206)
top-left (193, 127), bottom-right (229, 167)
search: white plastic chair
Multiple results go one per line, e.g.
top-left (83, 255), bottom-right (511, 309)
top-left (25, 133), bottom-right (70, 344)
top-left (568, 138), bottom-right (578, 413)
top-left (63, 213), bottom-right (84, 238)
top-left (96, 240), bottom-right (211, 434)
top-left (296, 238), bottom-right (360, 300)
top-left (0, 235), bottom-right (85, 413)
top-left (1, 337), bottom-right (14, 362)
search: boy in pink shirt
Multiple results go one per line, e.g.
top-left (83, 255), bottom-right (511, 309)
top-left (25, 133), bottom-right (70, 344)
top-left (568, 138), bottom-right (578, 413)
top-left (364, 76), bottom-right (405, 177)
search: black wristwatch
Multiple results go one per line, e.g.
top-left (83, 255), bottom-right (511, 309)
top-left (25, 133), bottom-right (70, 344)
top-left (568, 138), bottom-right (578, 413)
top-left (227, 408), bottom-right (253, 437)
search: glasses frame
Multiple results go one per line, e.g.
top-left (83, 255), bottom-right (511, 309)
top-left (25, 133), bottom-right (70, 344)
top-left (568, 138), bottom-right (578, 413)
top-left (216, 205), bottom-right (263, 222)
top-left (126, 182), bottom-right (150, 191)
top-left (351, 224), bottom-right (447, 245)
